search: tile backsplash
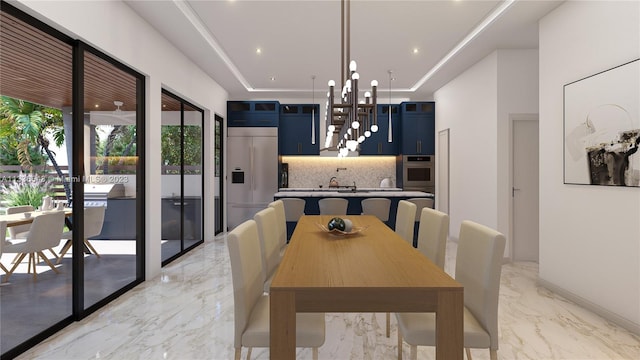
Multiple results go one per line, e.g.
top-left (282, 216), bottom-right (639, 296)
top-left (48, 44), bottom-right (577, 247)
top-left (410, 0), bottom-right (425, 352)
top-left (282, 156), bottom-right (397, 188)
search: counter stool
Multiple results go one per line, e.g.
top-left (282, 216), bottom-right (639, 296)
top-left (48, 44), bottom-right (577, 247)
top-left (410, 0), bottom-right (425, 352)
top-left (318, 198), bottom-right (348, 215)
top-left (361, 198), bottom-right (391, 225)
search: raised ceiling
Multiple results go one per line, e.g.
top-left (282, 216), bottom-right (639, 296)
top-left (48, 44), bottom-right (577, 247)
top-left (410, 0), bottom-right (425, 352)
top-left (126, 0), bottom-right (564, 100)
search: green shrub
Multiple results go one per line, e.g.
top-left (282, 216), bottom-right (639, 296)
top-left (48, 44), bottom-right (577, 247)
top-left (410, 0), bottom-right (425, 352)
top-left (0, 173), bottom-right (53, 208)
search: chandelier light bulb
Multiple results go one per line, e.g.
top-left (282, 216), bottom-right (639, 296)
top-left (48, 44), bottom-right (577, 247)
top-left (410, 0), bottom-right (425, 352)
top-left (328, 80), bottom-right (335, 87)
top-left (328, 124), bottom-right (335, 132)
top-left (351, 72), bottom-right (359, 80)
top-left (347, 128), bottom-right (352, 135)
top-left (347, 140), bottom-right (358, 151)
top-left (344, 133), bottom-right (348, 139)
top-left (364, 91), bottom-right (371, 98)
top-left (371, 80), bottom-right (378, 87)
top-left (351, 121), bottom-right (360, 129)
top-left (365, 130), bottom-right (371, 137)
top-left (371, 124), bottom-right (379, 133)
top-left (358, 135), bottom-right (365, 143)
top-left (349, 60), bottom-right (357, 72)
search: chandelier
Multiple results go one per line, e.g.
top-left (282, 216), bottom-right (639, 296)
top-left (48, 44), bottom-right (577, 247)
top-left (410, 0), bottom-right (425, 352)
top-left (324, 0), bottom-right (378, 157)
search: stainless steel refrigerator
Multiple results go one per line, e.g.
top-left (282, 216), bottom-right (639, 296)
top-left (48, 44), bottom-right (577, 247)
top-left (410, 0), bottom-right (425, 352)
top-left (227, 127), bottom-right (278, 230)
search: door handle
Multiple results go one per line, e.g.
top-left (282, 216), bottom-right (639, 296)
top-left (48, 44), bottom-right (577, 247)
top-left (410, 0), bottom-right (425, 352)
top-left (512, 187), bottom-right (521, 197)
top-left (378, 143), bottom-right (383, 154)
top-left (250, 145), bottom-right (255, 190)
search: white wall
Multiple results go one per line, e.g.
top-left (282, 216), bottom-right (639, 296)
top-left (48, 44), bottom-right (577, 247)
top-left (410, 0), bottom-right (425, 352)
top-left (434, 50), bottom-right (538, 257)
top-left (434, 52), bottom-right (499, 240)
top-left (539, 0), bottom-right (640, 331)
top-left (14, 0), bottom-right (228, 279)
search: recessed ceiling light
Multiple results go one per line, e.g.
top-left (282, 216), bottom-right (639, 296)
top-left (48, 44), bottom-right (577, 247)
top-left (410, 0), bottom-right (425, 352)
top-left (270, 76), bottom-right (276, 81)
top-left (162, 104), bottom-right (167, 108)
top-left (412, 48), bottom-right (419, 54)
top-left (256, 48), bottom-right (262, 55)
top-left (94, 104), bottom-right (100, 108)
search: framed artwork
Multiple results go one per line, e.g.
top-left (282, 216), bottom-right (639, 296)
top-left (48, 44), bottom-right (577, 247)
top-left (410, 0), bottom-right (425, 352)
top-left (564, 58), bottom-right (640, 187)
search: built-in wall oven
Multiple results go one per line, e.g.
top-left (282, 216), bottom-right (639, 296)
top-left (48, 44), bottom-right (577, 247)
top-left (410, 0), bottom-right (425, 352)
top-left (402, 155), bottom-right (435, 193)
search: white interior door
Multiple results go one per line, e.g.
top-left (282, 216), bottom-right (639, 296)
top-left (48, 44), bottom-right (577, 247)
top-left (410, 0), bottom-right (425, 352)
top-left (512, 118), bottom-right (539, 262)
top-left (437, 129), bottom-right (450, 214)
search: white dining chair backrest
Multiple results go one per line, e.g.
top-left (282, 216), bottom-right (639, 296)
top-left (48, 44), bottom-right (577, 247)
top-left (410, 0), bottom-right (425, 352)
top-left (407, 198), bottom-right (434, 222)
top-left (254, 207), bottom-right (281, 286)
top-left (456, 220), bottom-right (506, 351)
top-left (84, 206), bottom-right (106, 238)
top-left (227, 219), bottom-right (264, 350)
top-left (395, 200), bottom-right (416, 245)
top-left (361, 198), bottom-right (391, 222)
top-left (267, 200), bottom-right (287, 252)
top-left (318, 198), bottom-right (348, 215)
top-left (281, 198), bottom-right (306, 222)
top-left (28, 211), bottom-right (66, 252)
top-left (6, 205), bottom-right (34, 239)
top-left (416, 207), bottom-right (449, 269)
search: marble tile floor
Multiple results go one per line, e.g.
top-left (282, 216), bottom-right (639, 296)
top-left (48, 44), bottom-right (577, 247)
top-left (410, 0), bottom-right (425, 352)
top-left (16, 234), bottom-right (640, 360)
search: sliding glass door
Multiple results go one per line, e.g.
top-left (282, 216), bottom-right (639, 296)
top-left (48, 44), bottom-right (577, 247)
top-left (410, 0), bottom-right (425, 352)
top-left (0, 4), bottom-right (144, 358)
top-left (161, 90), bottom-right (204, 264)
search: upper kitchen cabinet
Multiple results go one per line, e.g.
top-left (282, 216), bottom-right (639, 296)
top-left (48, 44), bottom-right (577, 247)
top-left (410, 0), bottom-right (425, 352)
top-left (227, 101), bottom-right (280, 127)
top-left (400, 102), bottom-right (435, 155)
top-left (278, 104), bottom-right (320, 155)
top-left (359, 104), bottom-right (400, 155)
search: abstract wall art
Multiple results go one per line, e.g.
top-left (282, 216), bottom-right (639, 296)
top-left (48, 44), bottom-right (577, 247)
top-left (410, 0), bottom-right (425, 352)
top-left (564, 58), bottom-right (640, 187)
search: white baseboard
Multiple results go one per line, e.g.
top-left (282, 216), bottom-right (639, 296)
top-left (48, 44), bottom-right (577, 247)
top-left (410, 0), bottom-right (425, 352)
top-left (538, 278), bottom-right (640, 336)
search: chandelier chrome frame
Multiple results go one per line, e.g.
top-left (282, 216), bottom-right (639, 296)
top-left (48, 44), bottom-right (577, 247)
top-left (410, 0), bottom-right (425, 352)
top-left (325, 0), bottom-right (378, 156)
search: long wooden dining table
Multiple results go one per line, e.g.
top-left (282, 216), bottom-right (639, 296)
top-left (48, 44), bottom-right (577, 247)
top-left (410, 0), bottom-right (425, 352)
top-left (269, 214), bottom-right (463, 359)
top-left (0, 208), bottom-right (72, 227)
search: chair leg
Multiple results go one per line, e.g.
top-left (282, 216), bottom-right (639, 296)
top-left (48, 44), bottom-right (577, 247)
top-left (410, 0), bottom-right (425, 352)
top-left (490, 349), bottom-right (498, 360)
top-left (312, 347), bottom-right (318, 360)
top-left (57, 240), bottom-right (72, 264)
top-left (397, 329), bottom-right (403, 360)
top-left (386, 312), bottom-right (391, 337)
top-left (245, 347), bottom-right (252, 360)
top-left (84, 239), bottom-right (100, 258)
top-left (48, 248), bottom-right (60, 261)
top-left (37, 251), bottom-right (60, 273)
top-left (410, 345), bottom-right (417, 360)
top-left (30, 253), bottom-right (37, 281)
top-left (4, 253), bottom-right (26, 282)
top-left (466, 348), bottom-right (472, 360)
top-left (234, 348), bottom-right (241, 360)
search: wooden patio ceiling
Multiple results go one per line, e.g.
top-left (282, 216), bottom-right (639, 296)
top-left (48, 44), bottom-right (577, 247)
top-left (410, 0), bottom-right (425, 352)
top-left (0, 10), bottom-right (180, 112)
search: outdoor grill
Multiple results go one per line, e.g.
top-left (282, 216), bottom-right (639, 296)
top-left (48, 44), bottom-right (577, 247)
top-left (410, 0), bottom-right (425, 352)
top-left (84, 183), bottom-right (125, 207)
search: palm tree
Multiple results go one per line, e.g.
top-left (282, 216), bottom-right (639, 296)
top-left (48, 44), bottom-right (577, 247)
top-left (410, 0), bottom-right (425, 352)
top-left (0, 96), bottom-right (71, 203)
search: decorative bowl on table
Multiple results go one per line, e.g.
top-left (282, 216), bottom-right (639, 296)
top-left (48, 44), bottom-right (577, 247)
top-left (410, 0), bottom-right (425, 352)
top-left (316, 217), bottom-right (369, 236)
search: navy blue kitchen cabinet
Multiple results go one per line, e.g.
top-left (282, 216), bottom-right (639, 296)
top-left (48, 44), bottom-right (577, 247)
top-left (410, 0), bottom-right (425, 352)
top-left (359, 104), bottom-right (400, 155)
top-left (278, 104), bottom-right (320, 155)
top-left (227, 101), bottom-right (279, 127)
top-left (400, 102), bottom-right (435, 155)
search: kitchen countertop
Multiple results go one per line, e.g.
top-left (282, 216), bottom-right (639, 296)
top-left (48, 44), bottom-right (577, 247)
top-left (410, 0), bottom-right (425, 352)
top-left (279, 187), bottom-right (403, 192)
top-left (275, 189), bottom-right (433, 198)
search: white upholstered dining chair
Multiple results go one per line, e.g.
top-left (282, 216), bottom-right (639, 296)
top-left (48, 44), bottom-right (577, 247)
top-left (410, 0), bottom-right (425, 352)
top-left (279, 197), bottom-right (306, 242)
top-left (318, 197), bottom-right (348, 215)
top-left (227, 219), bottom-right (325, 360)
top-left (2, 211), bottom-right (66, 282)
top-left (253, 207), bottom-right (281, 292)
top-left (6, 205), bottom-right (34, 239)
top-left (0, 221), bottom-right (8, 278)
top-left (267, 200), bottom-right (287, 254)
top-left (361, 198), bottom-right (391, 222)
top-left (57, 206), bottom-right (105, 263)
top-left (416, 207), bottom-right (449, 269)
top-left (396, 220), bottom-right (506, 360)
top-left (407, 197), bottom-right (435, 247)
top-left (395, 200), bottom-right (416, 246)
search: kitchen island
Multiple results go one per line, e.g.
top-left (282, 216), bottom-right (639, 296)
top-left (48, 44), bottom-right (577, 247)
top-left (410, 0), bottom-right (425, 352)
top-left (274, 189), bottom-right (434, 239)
